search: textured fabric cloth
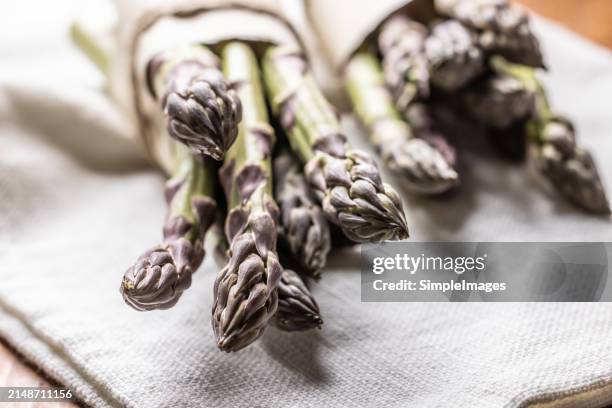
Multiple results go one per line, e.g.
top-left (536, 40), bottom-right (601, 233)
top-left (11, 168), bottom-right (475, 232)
top-left (1, 1), bottom-right (612, 407)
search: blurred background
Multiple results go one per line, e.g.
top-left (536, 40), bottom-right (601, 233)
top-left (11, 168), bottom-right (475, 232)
top-left (516, 0), bottom-right (612, 48)
top-left (1, 0), bottom-right (612, 406)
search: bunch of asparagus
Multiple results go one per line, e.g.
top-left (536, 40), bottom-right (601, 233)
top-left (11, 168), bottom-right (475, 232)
top-left (345, 0), bottom-right (610, 214)
top-left (116, 41), bottom-right (409, 352)
top-left (74, 0), bottom-right (608, 354)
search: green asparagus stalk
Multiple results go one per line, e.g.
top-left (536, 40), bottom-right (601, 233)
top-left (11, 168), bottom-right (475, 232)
top-left (212, 42), bottom-right (282, 352)
top-left (433, 0), bottom-right (544, 68)
top-left (147, 45), bottom-right (242, 161)
top-left (274, 150), bottom-right (331, 278)
top-left (492, 58), bottom-right (610, 214)
top-left (274, 269), bottom-right (323, 332)
top-left (262, 45), bottom-right (409, 243)
top-left (346, 52), bottom-right (458, 194)
top-left (121, 144), bottom-right (218, 310)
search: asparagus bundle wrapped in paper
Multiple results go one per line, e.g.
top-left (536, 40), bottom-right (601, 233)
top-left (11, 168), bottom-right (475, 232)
top-left (374, 15), bottom-right (461, 188)
top-left (274, 269), bottom-right (323, 332)
top-left (274, 150), bottom-right (331, 278)
top-left (212, 42), bottom-right (282, 352)
top-left (147, 45), bottom-right (242, 161)
top-left (346, 51), bottom-right (458, 194)
top-left (492, 58), bottom-right (610, 214)
top-left (263, 46), bottom-right (409, 243)
top-left (305, 0), bottom-right (610, 217)
top-left (121, 145), bottom-right (218, 311)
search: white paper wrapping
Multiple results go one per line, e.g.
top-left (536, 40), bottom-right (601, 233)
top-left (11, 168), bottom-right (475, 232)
top-left (307, 0), bottom-right (433, 72)
top-left (108, 0), bottom-right (303, 172)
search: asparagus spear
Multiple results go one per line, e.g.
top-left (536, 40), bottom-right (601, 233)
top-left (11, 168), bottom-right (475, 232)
top-left (378, 15), bottom-right (483, 99)
top-left (459, 72), bottom-right (535, 129)
top-left (376, 16), bottom-right (461, 170)
top-left (274, 150), bottom-right (331, 278)
top-left (212, 42), bottom-right (282, 352)
top-left (377, 16), bottom-right (430, 111)
top-left (147, 45), bottom-right (242, 161)
top-left (213, 231), bottom-right (323, 332)
top-left (424, 19), bottom-right (484, 92)
top-left (274, 269), bottom-right (323, 332)
top-left (456, 69), bottom-right (534, 161)
top-left (493, 58), bottom-right (610, 214)
top-left (404, 103), bottom-right (458, 170)
top-left (345, 52), bottom-right (458, 194)
top-left (262, 45), bottom-right (409, 243)
top-left (433, 0), bottom-right (544, 68)
top-left (121, 145), bottom-right (217, 311)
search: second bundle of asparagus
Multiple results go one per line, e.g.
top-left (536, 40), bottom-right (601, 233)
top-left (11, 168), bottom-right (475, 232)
top-left (309, 0), bottom-right (610, 214)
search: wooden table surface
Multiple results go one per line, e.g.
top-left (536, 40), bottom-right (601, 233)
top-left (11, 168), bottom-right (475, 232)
top-left (2, 1), bottom-right (612, 406)
top-left (516, 0), bottom-right (612, 48)
top-left (0, 341), bottom-right (77, 407)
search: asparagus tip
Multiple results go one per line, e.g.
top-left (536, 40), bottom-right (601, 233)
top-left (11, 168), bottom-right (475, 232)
top-left (529, 117), bottom-right (611, 215)
top-left (164, 71), bottom-right (242, 161)
top-left (120, 241), bottom-right (197, 311)
top-left (317, 151), bottom-right (410, 242)
top-left (275, 269), bottom-right (324, 332)
top-left (388, 137), bottom-right (460, 194)
top-left (535, 147), bottom-right (611, 215)
top-left (274, 152), bottom-right (332, 277)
